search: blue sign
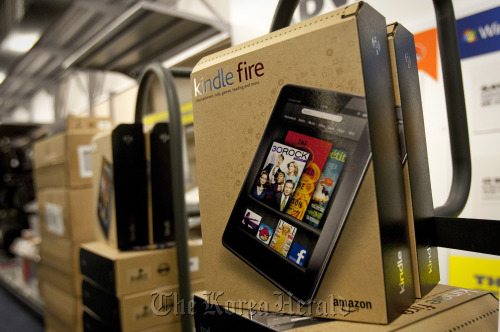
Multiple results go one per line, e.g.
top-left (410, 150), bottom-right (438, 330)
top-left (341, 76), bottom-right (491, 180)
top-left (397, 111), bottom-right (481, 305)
top-left (457, 6), bottom-right (500, 59)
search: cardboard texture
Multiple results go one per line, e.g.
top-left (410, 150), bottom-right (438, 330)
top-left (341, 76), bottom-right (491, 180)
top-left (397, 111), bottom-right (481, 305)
top-left (82, 278), bottom-right (204, 332)
top-left (38, 262), bottom-right (82, 297)
top-left (80, 240), bottom-right (203, 297)
top-left (40, 234), bottom-right (80, 276)
top-left (192, 2), bottom-right (412, 324)
top-left (33, 116), bottom-right (110, 190)
top-left (37, 187), bottom-right (95, 243)
top-left (193, 285), bottom-right (499, 331)
top-left (83, 309), bottom-right (183, 332)
top-left (387, 22), bottom-right (440, 298)
top-left (45, 312), bottom-right (83, 332)
top-left (40, 279), bottom-right (83, 329)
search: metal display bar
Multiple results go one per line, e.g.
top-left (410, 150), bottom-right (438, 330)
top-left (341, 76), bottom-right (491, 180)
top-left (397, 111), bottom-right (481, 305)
top-left (432, 0), bottom-right (472, 218)
top-left (135, 63), bottom-right (192, 332)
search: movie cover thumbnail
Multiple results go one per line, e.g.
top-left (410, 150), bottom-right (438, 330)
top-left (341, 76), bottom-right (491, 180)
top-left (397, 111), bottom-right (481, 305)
top-left (252, 141), bottom-right (310, 210)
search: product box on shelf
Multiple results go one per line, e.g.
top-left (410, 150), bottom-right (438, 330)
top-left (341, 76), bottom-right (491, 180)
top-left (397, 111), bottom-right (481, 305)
top-left (79, 240), bottom-right (203, 297)
top-left (45, 312), bottom-right (83, 332)
top-left (193, 285), bottom-right (499, 331)
top-left (387, 22), bottom-right (440, 299)
top-left (33, 116), bottom-right (111, 190)
top-left (37, 187), bottom-right (95, 243)
top-left (192, 2), bottom-right (413, 324)
top-left (83, 309), bottom-right (183, 332)
top-left (38, 262), bottom-right (82, 297)
top-left (82, 278), bottom-right (205, 332)
top-left (40, 279), bottom-right (83, 330)
top-left (40, 234), bottom-right (80, 276)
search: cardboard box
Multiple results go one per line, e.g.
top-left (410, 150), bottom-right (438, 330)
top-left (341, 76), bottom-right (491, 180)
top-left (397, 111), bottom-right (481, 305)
top-left (192, 2), bottom-right (412, 324)
top-left (193, 285), bottom-right (499, 331)
top-left (387, 23), bottom-right (440, 298)
top-left (82, 278), bottom-right (205, 332)
top-left (40, 234), bottom-right (80, 276)
top-left (45, 311), bottom-right (83, 332)
top-left (66, 116), bottom-right (112, 132)
top-left (83, 309), bottom-right (182, 332)
top-left (80, 240), bottom-right (203, 297)
top-left (40, 280), bottom-right (83, 329)
top-left (38, 262), bottom-right (82, 297)
top-left (33, 116), bottom-right (111, 190)
top-left (37, 187), bottom-right (95, 243)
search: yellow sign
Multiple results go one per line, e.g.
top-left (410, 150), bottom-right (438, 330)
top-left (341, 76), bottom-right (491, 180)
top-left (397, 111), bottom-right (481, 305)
top-left (142, 102), bottom-right (194, 126)
top-left (449, 256), bottom-right (500, 297)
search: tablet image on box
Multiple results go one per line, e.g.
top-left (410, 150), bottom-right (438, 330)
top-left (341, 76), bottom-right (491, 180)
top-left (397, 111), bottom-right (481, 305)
top-left (222, 84), bottom-right (372, 304)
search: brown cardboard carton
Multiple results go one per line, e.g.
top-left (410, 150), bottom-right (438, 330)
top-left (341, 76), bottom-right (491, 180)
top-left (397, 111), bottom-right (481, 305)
top-left (387, 23), bottom-right (440, 298)
top-left (40, 280), bottom-right (83, 329)
top-left (192, 2), bottom-right (412, 324)
top-left (80, 240), bottom-right (203, 297)
top-left (45, 312), bottom-right (83, 332)
top-left (83, 308), bottom-right (183, 332)
top-left (66, 116), bottom-right (112, 132)
top-left (40, 234), bottom-right (80, 276)
top-left (82, 278), bottom-right (205, 332)
top-left (37, 187), bottom-right (95, 243)
top-left (193, 284), bottom-right (499, 331)
top-left (38, 262), bottom-right (82, 297)
top-left (33, 116), bottom-right (111, 190)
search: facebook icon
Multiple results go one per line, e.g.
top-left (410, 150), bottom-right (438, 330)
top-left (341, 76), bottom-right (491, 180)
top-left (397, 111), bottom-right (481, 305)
top-left (288, 243), bottom-right (309, 267)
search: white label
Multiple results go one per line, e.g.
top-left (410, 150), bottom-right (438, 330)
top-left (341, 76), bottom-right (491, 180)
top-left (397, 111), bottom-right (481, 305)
top-left (77, 145), bottom-right (93, 178)
top-left (189, 257), bottom-right (200, 273)
top-left (45, 202), bottom-right (64, 235)
top-left (97, 120), bottom-right (112, 130)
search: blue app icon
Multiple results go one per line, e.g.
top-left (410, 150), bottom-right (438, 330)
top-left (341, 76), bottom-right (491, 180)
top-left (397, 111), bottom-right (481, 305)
top-left (288, 243), bottom-right (308, 267)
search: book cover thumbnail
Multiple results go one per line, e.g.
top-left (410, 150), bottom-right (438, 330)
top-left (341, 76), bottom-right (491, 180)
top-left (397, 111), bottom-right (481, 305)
top-left (305, 148), bottom-right (348, 227)
top-left (253, 141), bottom-right (310, 207)
top-left (283, 131), bottom-right (333, 221)
top-left (269, 220), bottom-right (297, 256)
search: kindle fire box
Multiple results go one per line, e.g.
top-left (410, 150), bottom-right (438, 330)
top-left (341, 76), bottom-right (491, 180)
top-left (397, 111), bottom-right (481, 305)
top-left (387, 22), bottom-right (440, 298)
top-left (192, 2), bottom-right (414, 324)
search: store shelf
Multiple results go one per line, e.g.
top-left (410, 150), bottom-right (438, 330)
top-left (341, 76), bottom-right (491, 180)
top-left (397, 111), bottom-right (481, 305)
top-left (64, 1), bottom-right (229, 78)
top-left (0, 258), bottom-right (44, 318)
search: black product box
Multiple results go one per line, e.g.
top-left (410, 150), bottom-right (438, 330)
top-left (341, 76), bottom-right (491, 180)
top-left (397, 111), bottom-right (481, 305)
top-left (387, 22), bottom-right (440, 298)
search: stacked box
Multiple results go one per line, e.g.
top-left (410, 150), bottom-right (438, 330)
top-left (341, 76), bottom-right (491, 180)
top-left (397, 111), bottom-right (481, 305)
top-left (80, 241), bottom-right (205, 332)
top-left (193, 285), bottom-right (499, 331)
top-left (33, 116), bottom-right (112, 331)
top-left (386, 22), bottom-right (440, 298)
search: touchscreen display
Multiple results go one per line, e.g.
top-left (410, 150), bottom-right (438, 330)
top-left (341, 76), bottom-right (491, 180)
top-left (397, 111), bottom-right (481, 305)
top-left (223, 85), bottom-right (371, 302)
